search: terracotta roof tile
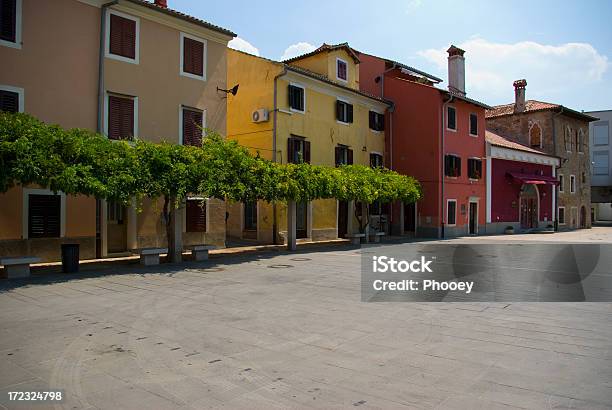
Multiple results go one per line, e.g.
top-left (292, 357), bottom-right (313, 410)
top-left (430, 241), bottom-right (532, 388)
top-left (283, 43), bottom-right (360, 64)
top-left (485, 130), bottom-right (556, 156)
top-left (486, 100), bottom-right (560, 118)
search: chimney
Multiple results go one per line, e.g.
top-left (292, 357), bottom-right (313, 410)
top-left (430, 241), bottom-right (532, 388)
top-left (513, 79), bottom-right (527, 113)
top-left (447, 45), bottom-right (466, 96)
top-left (154, 0), bottom-right (168, 8)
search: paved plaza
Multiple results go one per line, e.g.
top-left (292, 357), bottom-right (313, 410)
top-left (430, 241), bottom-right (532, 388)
top-left (1, 232), bottom-right (612, 409)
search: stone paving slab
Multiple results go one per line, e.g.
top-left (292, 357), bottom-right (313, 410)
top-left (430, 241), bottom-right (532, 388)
top-left (1, 241), bottom-right (611, 409)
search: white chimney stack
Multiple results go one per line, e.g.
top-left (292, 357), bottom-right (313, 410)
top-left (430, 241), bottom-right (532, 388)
top-left (513, 79), bottom-right (527, 113)
top-left (447, 45), bottom-right (466, 96)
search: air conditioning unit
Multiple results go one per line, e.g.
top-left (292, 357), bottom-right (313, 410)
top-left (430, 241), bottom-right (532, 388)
top-left (252, 108), bottom-right (269, 123)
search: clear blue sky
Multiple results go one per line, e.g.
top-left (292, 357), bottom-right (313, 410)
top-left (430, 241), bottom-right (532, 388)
top-left (171, 0), bottom-right (611, 111)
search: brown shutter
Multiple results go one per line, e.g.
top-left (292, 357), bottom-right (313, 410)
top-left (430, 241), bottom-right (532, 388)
top-left (0, 0), bottom-right (17, 42)
top-left (184, 37), bottom-right (203, 76)
top-left (335, 146), bottom-right (341, 167)
top-left (108, 95), bottom-right (134, 140)
top-left (182, 108), bottom-right (203, 146)
top-left (186, 200), bottom-right (206, 232)
top-left (347, 104), bottom-right (354, 123)
top-left (303, 140), bottom-right (311, 164)
top-left (456, 157), bottom-right (462, 177)
top-left (109, 14), bottom-right (136, 59)
top-left (28, 195), bottom-right (61, 238)
top-left (0, 90), bottom-right (19, 113)
top-left (336, 101), bottom-right (342, 121)
top-left (287, 138), bottom-right (294, 163)
top-left (347, 149), bottom-right (353, 165)
top-left (122, 97), bottom-right (134, 138)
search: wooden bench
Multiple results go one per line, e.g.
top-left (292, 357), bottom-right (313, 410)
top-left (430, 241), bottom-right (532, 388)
top-left (1, 256), bottom-right (41, 279)
top-left (348, 233), bottom-right (365, 245)
top-left (190, 245), bottom-right (216, 261)
top-left (138, 248), bottom-right (167, 266)
top-left (371, 232), bottom-right (386, 243)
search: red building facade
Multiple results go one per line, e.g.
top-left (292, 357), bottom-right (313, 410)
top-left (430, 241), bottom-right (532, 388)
top-left (358, 46), bottom-right (489, 238)
top-left (486, 131), bottom-right (560, 233)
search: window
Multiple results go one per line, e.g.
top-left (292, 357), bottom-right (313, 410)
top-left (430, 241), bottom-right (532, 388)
top-left (288, 84), bottom-right (305, 112)
top-left (107, 94), bottom-right (135, 140)
top-left (467, 158), bottom-right (482, 179)
top-left (593, 151), bottom-right (609, 175)
top-left (570, 174), bottom-right (576, 194)
top-left (469, 113), bottom-right (478, 136)
top-left (558, 207), bottom-right (565, 225)
top-left (369, 111), bottom-right (384, 131)
top-left (444, 154), bottom-right (461, 177)
top-left (107, 11), bottom-right (139, 63)
top-left (181, 107), bottom-right (204, 146)
top-left (578, 129), bottom-right (584, 153)
top-left (107, 201), bottom-right (124, 224)
top-left (336, 100), bottom-right (353, 123)
top-left (186, 198), bottom-right (206, 232)
top-left (594, 123), bottom-right (609, 146)
top-left (0, 86), bottom-right (23, 113)
top-left (244, 202), bottom-right (257, 231)
top-left (564, 127), bottom-right (571, 152)
top-left (581, 172), bottom-right (586, 184)
top-left (181, 33), bottom-right (206, 79)
top-left (336, 58), bottom-right (348, 81)
top-left (370, 153), bottom-right (383, 168)
top-left (447, 106), bottom-right (456, 131)
top-left (558, 174), bottom-right (564, 193)
top-left (530, 123), bottom-right (542, 148)
top-left (0, 0), bottom-right (20, 48)
top-left (288, 136), bottom-right (310, 164)
top-left (447, 200), bottom-right (457, 226)
top-left (28, 194), bottom-right (61, 238)
top-left (335, 145), bottom-right (353, 166)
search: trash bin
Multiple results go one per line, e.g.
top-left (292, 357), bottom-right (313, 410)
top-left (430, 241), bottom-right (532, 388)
top-left (61, 243), bottom-right (80, 273)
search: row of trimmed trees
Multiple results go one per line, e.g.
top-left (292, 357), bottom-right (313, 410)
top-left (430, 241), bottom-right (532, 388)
top-left (0, 113), bottom-right (422, 261)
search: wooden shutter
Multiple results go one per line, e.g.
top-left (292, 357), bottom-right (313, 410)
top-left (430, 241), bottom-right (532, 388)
top-left (108, 96), bottom-right (134, 140)
top-left (288, 85), bottom-right (295, 109)
top-left (109, 14), bottom-right (136, 59)
top-left (287, 138), bottom-right (295, 163)
top-left (0, 90), bottom-right (19, 113)
top-left (347, 149), bottom-right (353, 165)
top-left (369, 111), bottom-right (375, 129)
top-left (184, 37), bottom-right (204, 76)
top-left (303, 140), bottom-right (311, 164)
top-left (336, 101), bottom-right (343, 121)
top-left (182, 108), bottom-right (203, 146)
top-left (335, 146), bottom-right (341, 166)
top-left (0, 0), bottom-right (16, 42)
top-left (347, 104), bottom-right (354, 123)
top-left (456, 157), bottom-right (462, 177)
top-left (186, 200), bottom-right (206, 232)
top-left (28, 194), bottom-right (61, 238)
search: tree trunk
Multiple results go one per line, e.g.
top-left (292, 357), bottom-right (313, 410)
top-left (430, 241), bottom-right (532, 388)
top-left (355, 202), bottom-right (370, 234)
top-left (163, 195), bottom-right (182, 263)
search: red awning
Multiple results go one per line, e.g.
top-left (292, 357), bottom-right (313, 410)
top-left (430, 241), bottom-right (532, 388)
top-left (508, 172), bottom-right (559, 185)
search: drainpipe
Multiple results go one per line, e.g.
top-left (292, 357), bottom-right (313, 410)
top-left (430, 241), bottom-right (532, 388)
top-left (272, 67), bottom-right (287, 244)
top-left (96, 1), bottom-right (118, 259)
top-left (551, 107), bottom-right (565, 231)
top-left (379, 65), bottom-right (397, 233)
top-left (441, 93), bottom-right (454, 239)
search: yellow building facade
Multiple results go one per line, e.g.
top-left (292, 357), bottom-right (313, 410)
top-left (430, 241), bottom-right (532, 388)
top-left (227, 45), bottom-right (389, 244)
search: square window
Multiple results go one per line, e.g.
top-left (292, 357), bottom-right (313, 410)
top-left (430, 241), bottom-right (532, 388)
top-left (467, 158), bottom-right (482, 179)
top-left (181, 33), bottom-right (206, 79)
top-left (0, 89), bottom-right (19, 113)
top-left (594, 123), bottom-right (609, 146)
top-left (107, 94), bottom-right (135, 140)
top-left (28, 194), bottom-right (61, 238)
top-left (335, 145), bottom-right (353, 166)
top-left (288, 136), bottom-right (310, 164)
top-left (370, 153), bottom-right (383, 168)
top-left (369, 111), bottom-right (385, 131)
top-left (337, 59), bottom-right (347, 81)
top-left (444, 154), bottom-right (461, 177)
top-left (182, 107), bottom-right (203, 146)
top-left (447, 106), bottom-right (456, 130)
top-left (593, 151), bottom-right (609, 175)
top-left (0, 0), bottom-right (18, 44)
top-left (108, 13), bottom-right (137, 61)
top-left (336, 100), bottom-right (353, 123)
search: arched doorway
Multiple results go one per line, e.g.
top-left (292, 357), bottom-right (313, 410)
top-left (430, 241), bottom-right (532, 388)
top-left (580, 206), bottom-right (587, 228)
top-left (520, 184), bottom-right (539, 229)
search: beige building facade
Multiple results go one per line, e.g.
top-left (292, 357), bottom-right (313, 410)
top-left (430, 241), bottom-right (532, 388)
top-left (0, 0), bottom-right (234, 261)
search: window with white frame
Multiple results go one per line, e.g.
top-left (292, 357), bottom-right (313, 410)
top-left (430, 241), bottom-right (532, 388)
top-left (0, 84), bottom-right (24, 113)
top-left (181, 106), bottom-right (204, 146)
top-left (107, 93), bottom-right (137, 140)
top-left (106, 10), bottom-right (139, 64)
top-left (558, 207), bottom-right (565, 224)
top-left (558, 174), bottom-right (564, 192)
top-left (0, 0), bottom-right (21, 49)
top-left (570, 174), bottom-right (576, 193)
top-left (336, 58), bottom-right (348, 82)
top-left (447, 200), bottom-right (457, 226)
top-left (593, 151), bottom-right (609, 175)
top-left (288, 84), bottom-right (305, 112)
top-left (180, 32), bottom-right (206, 80)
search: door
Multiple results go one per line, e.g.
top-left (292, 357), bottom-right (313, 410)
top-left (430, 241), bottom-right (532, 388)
top-left (107, 201), bottom-right (127, 253)
top-left (404, 202), bottom-right (416, 234)
top-left (338, 201), bottom-right (348, 238)
top-left (520, 184), bottom-right (538, 229)
top-left (296, 202), bottom-right (308, 239)
top-left (468, 202), bottom-right (478, 235)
